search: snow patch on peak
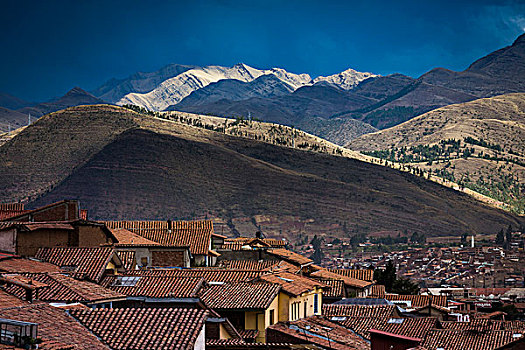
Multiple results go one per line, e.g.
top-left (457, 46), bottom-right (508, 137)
top-left (118, 64), bottom-right (313, 111)
top-left (269, 68), bottom-right (312, 90)
top-left (313, 68), bottom-right (378, 90)
top-left (118, 64), bottom-right (268, 110)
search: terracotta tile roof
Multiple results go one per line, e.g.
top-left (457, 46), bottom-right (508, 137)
top-left (267, 316), bottom-right (370, 350)
top-left (109, 228), bottom-right (160, 246)
top-left (2, 273), bottom-right (125, 303)
top-left (257, 271), bottom-right (326, 296)
top-left (336, 316), bottom-right (387, 339)
top-left (262, 260), bottom-right (301, 273)
top-left (217, 259), bottom-right (280, 270)
top-left (236, 329), bottom-right (259, 340)
top-left (125, 268), bottom-right (263, 282)
top-left (267, 248), bottom-right (312, 265)
top-left (384, 294), bottom-right (448, 308)
top-left (0, 303), bottom-right (108, 349)
top-left (422, 329), bottom-right (522, 350)
top-left (377, 317), bottom-right (439, 340)
top-left (35, 247), bottom-right (118, 282)
top-left (0, 211), bottom-right (29, 221)
top-left (0, 288), bottom-right (29, 308)
top-left (371, 284), bottom-right (386, 297)
top-left (0, 204), bottom-right (28, 221)
top-left (201, 281), bottom-right (280, 310)
top-left (0, 203), bottom-right (24, 211)
top-left (323, 304), bottom-right (397, 318)
top-left (310, 268), bottom-right (373, 288)
top-left (70, 308), bottom-right (207, 349)
top-left (329, 268), bottom-right (375, 282)
top-left (102, 275), bottom-right (204, 298)
top-left (0, 257), bottom-right (62, 274)
top-left (104, 220), bottom-right (213, 255)
top-left (318, 279), bottom-right (345, 298)
top-left (115, 251), bottom-right (136, 270)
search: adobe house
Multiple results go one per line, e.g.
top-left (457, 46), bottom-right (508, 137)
top-left (0, 221), bottom-right (117, 257)
top-left (110, 227), bottom-right (191, 268)
top-left (35, 246), bottom-right (125, 283)
top-left (256, 272), bottom-right (325, 322)
top-left (1, 200), bottom-right (82, 222)
top-left (201, 281), bottom-right (281, 342)
top-left (104, 220), bottom-right (218, 267)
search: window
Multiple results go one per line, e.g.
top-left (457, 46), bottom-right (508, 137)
top-left (113, 276), bottom-right (140, 286)
top-left (304, 301), bottom-right (307, 318)
top-left (314, 293), bottom-right (319, 314)
top-left (291, 302), bottom-right (301, 321)
top-left (269, 310), bottom-right (275, 325)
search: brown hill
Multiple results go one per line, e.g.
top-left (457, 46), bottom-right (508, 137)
top-left (348, 93), bottom-right (525, 213)
top-left (0, 104), bottom-right (522, 242)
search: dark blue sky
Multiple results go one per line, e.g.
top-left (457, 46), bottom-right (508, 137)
top-left (1, 0), bottom-right (524, 101)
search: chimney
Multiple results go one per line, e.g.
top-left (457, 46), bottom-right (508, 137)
top-left (25, 286), bottom-right (33, 303)
top-left (256, 231), bottom-right (262, 239)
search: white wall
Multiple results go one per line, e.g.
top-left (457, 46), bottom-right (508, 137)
top-left (194, 324), bottom-right (206, 350)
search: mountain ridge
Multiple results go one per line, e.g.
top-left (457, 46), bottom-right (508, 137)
top-left (1, 104), bottom-right (520, 240)
top-left (348, 93), bottom-right (525, 213)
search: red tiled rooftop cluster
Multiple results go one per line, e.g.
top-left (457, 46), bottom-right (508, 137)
top-left (201, 281), bottom-right (280, 309)
top-left (35, 247), bottom-right (117, 282)
top-left (105, 220), bottom-right (213, 255)
top-left (102, 275), bottom-right (204, 299)
top-left (70, 307), bottom-right (207, 349)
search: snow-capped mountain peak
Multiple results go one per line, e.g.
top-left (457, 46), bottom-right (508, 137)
top-left (313, 68), bottom-right (378, 89)
top-left (117, 64), bottom-right (313, 111)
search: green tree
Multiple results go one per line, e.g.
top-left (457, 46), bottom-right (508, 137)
top-left (392, 278), bottom-right (419, 295)
top-left (496, 229), bottom-right (505, 246)
top-left (374, 261), bottom-right (397, 292)
top-left (310, 235), bottom-right (323, 264)
top-left (505, 225), bottom-right (513, 243)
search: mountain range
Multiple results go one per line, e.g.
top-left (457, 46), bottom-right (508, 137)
top-left (2, 34), bottom-right (522, 141)
top-left (80, 33), bottom-right (525, 145)
top-left (0, 87), bottom-right (103, 132)
top-left (0, 104), bottom-right (521, 241)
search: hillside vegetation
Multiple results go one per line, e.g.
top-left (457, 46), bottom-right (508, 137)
top-left (348, 93), bottom-right (525, 213)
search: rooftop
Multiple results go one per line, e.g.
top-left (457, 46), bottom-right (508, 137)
top-left (70, 307), bottom-right (207, 349)
top-left (35, 247), bottom-right (120, 282)
top-left (201, 281), bottom-right (280, 310)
